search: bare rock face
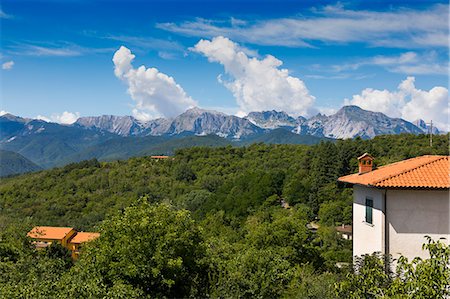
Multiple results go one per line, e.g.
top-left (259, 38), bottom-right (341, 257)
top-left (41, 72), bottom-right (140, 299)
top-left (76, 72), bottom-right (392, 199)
top-left (165, 107), bottom-right (263, 139)
top-left (141, 118), bottom-right (172, 136)
top-left (41, 105), bottom-right (429, 140)
top-left (296, 106), bottom-right (423, 139)
top-left (75, 115), bottom-right (143, 136)
top-left (245, 110), bottom-right (299, 129)
top-left (413, 119), bottom-right (440, 135)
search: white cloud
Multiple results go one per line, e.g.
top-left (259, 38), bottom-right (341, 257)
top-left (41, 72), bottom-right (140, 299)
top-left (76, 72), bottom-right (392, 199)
top-left (331, 52), bottom-right (448, 75)
top-left (131, 109), bottom-right (152, 122)
top-left (158, 4), bottom-right (448, 49)
top-left (35, 115), bottom-right (51, 122)
top-left (113, 46), bottom-right (197, 119)
top-left (0, 110), bottom-right (10, 116)
top-left (50, 111), bottom-right (80, 124)
top-left (192, 36), bottom-right (315, 116)
top-left (106, 35), bottom-right (184, 51)
top-left (8, 42), bottom-right (114, 57)
top-left (0, 9), bottom-right (12, 19)
top-left (158, 51), bottom-right (177, 60)
top-left (345, 77), bottom-right (449, 130)
top-left (2, 60), bottom-right (14, 70)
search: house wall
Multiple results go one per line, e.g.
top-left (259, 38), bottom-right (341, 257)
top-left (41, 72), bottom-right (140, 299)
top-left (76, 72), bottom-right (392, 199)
top-left (353, 185), bottom-right (385, 257)
top-left (386, 189), bottom-right (450, 261)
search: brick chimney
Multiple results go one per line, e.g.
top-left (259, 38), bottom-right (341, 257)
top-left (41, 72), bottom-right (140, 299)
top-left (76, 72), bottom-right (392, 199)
top-left (358, 153), bottom-right (374, 174)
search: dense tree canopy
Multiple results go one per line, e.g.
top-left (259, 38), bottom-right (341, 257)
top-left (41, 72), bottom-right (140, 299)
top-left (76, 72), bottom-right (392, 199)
top-left (0, 133), bottom-right (448, 297)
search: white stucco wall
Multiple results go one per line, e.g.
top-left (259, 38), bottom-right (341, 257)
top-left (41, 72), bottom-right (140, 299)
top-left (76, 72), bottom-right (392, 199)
top-left (353, 185), bottom-right (385, 257)
top-left (386, 189), bottom-right (450, 261)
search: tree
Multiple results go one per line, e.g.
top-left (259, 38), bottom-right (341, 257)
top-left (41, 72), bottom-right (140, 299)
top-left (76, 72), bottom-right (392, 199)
top-left (391, 237), bottom-right (450, 298)
top-left (61, 199), bottom-right (209, 298)
top-left (336, 238), bottom-right (450, 299)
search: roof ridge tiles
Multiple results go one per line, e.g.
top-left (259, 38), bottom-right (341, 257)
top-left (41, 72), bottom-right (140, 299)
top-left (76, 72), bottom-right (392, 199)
top-left (371, 156), bottom-right (445, 187)
top-left (338, 155), bottom-right (449, 189)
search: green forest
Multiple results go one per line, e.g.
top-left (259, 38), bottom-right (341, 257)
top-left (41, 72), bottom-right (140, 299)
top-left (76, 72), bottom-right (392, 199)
top-left (0, 133), bottom-right (449, 298)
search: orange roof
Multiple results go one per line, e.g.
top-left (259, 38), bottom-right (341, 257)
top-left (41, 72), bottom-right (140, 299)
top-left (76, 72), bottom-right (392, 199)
top-left (27, 226), bottom-right (74, 240)
top-left (338, 155), bottom-right (450, 189)
top-left (150, 155), bottom-right (169, 159)
top-left (70, 232), bottom-right (100, 244)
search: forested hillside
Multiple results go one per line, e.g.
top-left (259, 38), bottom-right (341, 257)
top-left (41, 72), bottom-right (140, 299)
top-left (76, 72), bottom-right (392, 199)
top-left (0, 150), bottom-right (42, 177)
top-left (0, 133), bottom-right (448, 298)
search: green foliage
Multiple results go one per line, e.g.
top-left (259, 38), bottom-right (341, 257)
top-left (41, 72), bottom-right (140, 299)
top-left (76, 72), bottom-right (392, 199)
top-left (61, 199), bottom-right (209, 298)
top-left (336, 253), bottom-right (393, 298)
top-left (0, 149), bottom-right (42, 177)
top-left (0, 222), bottom-right (73, 298)
top-left (207, 206), bottom-right (323, 298)
top-left (336, 238), bottom-right (450, 299)
top-left (283, 265), bottom-right (339, 298)
top-left (0, 134), bottom-right (448, 297)
top-left (391, 237), bottom-right (450, 298)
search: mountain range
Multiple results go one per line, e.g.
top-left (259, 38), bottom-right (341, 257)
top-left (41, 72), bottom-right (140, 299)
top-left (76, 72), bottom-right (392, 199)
top-left (0, 105), bottom-right (439, 175)
top-left (73, 106), bottom-right (433, 139)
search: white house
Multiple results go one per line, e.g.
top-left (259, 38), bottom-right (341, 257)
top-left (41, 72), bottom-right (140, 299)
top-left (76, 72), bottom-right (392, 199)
top-left (338, 154), bottom-right (450, 261)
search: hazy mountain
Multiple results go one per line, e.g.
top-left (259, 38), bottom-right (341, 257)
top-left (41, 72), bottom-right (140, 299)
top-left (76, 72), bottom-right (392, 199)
top-left (241, 128), bottom-right (331, 145)
top-left (0, 115), bottom-right (115, 168)
top-left (164, 107), bottom-right (263, 139)
top-left (64, 134), bottom-right (232, 164)
top-left (76, 108), bottom-right (263, 139)
top-left (0, 149), bottom-right (42, 177)
top-left (0, 105), bottom-right (433, 169)
top-left (70, 106), bottom-right (428, 140)
top-left (75, 115), bottom-right (143, 136)
top-left (413, 119), bottom-right (440, 135)
top-left (0, 114), bottom-right (30, 141)
top-left (245, 110), bottom-right (298, 129)
top-left (296, 106), bottom-right (423, 139)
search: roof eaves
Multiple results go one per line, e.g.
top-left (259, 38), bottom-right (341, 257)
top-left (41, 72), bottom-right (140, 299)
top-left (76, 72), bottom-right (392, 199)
top-left (373, 156), bottom-right (446, 187)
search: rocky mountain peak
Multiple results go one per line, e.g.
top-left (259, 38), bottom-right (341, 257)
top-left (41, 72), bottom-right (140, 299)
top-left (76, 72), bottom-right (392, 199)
top-left (75, 115), bottom-right (142, 136)
top-left (245, 110), bottom-right (299, 129)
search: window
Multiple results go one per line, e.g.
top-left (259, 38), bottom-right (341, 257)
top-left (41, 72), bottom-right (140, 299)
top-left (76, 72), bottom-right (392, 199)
top-left (365, 198), bottom-right (373, 224)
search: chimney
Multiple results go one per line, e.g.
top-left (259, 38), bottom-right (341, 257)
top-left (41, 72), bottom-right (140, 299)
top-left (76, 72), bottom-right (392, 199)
top-left (357, 153), bottom-right (374, 174)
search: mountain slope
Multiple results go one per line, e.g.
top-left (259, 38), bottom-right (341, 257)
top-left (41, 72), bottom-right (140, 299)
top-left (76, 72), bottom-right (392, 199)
top-left (0, 106), bottom-right (431, 169)
top-left (241, 128), bottom-right (330, 145)
top-left (163, 107), bottom-right (263, 138)
top-left (0, 115), bottom-right (115, 168)
top-left (75, 108), bottom-right (263, 139)
top-left (297, 106), bottom-right (423, 139)
top-left (245, 110), bottom-right (299, 129)
top-left (64, 134), bottom-right (232, 164)
top-left (0, 149), bottom-right (42, 177)
top-left (75, 115), bottom-right (144, 136)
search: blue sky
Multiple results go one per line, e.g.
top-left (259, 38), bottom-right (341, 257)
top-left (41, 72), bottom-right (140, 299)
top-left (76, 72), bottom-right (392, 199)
top-left (1, 0), bottom-right (448, 128)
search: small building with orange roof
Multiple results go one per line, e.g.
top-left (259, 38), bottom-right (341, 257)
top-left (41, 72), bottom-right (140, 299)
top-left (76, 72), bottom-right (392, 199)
top-left (338, 154), bottom-right (449, 261)
top-left (27, 226), bottom-right (77, 249)
top-left (150, 155), bottom-right (169, 159)
top-left (28, 227), bottom-right (100, 259)
top-left (68, 232), bottom-right (100, 259)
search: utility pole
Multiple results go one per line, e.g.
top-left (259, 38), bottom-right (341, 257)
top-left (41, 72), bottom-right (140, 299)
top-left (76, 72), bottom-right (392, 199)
top-left (427, 120), bottom-right (433, 147)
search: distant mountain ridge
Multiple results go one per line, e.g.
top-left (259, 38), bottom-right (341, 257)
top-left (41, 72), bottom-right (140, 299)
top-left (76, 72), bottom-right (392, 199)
top-left (0, 106), bottom-right (438, 170)
top-left (295, 106), bottom-right (424, 139)
top-left (73, 105), bottom-right (432, 140)
top-left (245, 110), bottom-right (300, 129)
top-left (75, 108), bottom-right (263, 139)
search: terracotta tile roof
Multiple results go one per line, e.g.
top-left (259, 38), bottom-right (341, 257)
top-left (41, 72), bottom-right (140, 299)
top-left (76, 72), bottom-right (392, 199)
top-left (27, 226), bottom-right (74, 240)
top-left (150, 155), bottom-right (169, 159)
top-left (338, 155), bottom-right (450, 189)
top-left (70, 232), bottom-right (100, 244)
